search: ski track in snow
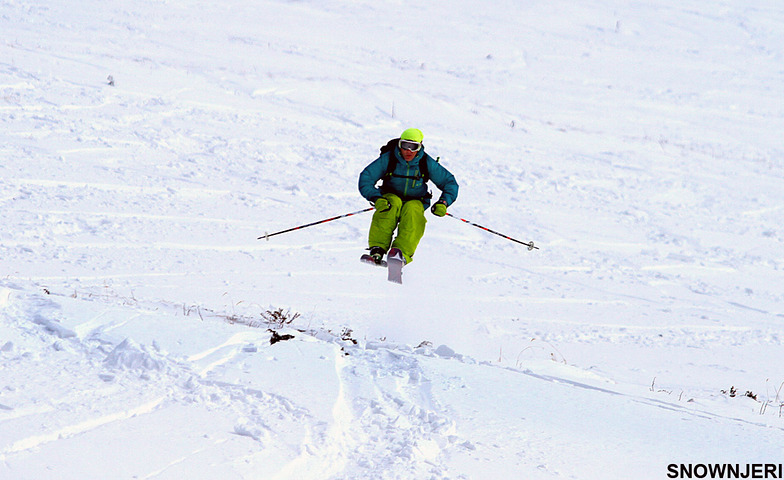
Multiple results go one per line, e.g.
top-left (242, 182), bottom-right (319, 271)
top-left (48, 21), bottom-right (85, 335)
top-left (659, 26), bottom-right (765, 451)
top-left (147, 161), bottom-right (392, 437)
top-left (2, 285), bottom-right (783, 478)
top-left (0, 287), bottom-right (482, 478)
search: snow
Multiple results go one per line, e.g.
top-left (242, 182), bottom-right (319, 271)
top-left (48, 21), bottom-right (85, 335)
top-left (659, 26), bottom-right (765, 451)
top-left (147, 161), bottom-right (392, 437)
top-left (2, 0), bottom-right (783, 478)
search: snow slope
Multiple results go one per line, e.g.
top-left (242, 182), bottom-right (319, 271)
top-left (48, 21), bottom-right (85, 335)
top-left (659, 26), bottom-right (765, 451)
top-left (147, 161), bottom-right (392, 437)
top-left (2, 0), bottom-right (783, 478)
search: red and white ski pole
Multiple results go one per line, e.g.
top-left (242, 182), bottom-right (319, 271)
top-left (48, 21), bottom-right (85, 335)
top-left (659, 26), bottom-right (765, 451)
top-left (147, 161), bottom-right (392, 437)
top-left (259, 207), bottom-right (374, 240)
top-left (446, 213), bottom-right (539, 250)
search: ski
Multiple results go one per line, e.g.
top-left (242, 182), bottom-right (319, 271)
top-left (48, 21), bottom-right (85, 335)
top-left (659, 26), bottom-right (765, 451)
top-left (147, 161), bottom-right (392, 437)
top-left (386, 249), bottom-right (404, 284)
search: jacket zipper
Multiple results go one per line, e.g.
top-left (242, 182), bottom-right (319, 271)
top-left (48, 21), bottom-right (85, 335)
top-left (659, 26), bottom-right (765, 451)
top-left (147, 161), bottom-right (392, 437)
top-left (403, 162), bottom-right (412, 198)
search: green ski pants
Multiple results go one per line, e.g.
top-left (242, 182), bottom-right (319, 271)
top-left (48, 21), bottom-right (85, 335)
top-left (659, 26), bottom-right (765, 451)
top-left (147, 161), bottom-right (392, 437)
top-left (368, 193), bottom-right (427, 264)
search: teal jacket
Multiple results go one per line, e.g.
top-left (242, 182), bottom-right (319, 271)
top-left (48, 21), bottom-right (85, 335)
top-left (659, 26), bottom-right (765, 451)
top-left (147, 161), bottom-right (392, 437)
top-left (358, 147), bottom-right (459, 209)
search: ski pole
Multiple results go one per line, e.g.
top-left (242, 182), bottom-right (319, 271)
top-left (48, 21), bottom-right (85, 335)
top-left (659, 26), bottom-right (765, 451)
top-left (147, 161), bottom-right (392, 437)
top-left (446, 213), bottom-right (539, 250)
top-left (258, 207), bottom-right (374, 240)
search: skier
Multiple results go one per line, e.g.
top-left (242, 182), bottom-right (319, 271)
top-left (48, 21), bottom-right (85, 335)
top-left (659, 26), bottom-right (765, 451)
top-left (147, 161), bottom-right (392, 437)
top-left (358, 128), bottom-right (459, 268)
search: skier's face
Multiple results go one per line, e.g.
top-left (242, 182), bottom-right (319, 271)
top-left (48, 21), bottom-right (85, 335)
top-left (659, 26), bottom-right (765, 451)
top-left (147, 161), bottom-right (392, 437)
top-left (401, 148), bottom-right (417, 162)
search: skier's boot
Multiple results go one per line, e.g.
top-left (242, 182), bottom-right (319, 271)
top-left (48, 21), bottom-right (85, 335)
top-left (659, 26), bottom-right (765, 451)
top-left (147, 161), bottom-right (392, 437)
top-left (369, 246), bottom-right (386, 265)
top-left (360, 246), bottom-right (387, 267)
top-left (387, 247), bottom-right (406, 265)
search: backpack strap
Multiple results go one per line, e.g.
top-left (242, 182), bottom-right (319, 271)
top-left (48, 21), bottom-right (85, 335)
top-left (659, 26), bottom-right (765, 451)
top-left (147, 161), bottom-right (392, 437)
top-left (381, 138), bottom-right (399, 179)
top-left (419, 154), bottom-right (438, 183)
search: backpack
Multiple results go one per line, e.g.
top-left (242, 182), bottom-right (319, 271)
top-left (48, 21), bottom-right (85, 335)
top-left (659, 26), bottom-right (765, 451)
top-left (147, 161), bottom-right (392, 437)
top-left (379, 138), bottom-right (432, 183)
top-left (378, 138), bottom-right (437, 202)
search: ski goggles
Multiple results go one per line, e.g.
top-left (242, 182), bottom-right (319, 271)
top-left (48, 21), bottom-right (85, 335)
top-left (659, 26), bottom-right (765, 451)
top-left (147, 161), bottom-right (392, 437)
top-left (398, 139), bottom-right (422, 152)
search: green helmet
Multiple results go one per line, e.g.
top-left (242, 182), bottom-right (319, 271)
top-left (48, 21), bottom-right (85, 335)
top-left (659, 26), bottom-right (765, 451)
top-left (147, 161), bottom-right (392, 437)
top-left (400, 128), bottom-right (423, 143)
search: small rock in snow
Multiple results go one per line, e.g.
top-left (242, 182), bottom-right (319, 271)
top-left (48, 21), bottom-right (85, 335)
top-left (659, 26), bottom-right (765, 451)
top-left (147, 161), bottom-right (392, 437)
top-left (435, 344), bottom-right (456, 358)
